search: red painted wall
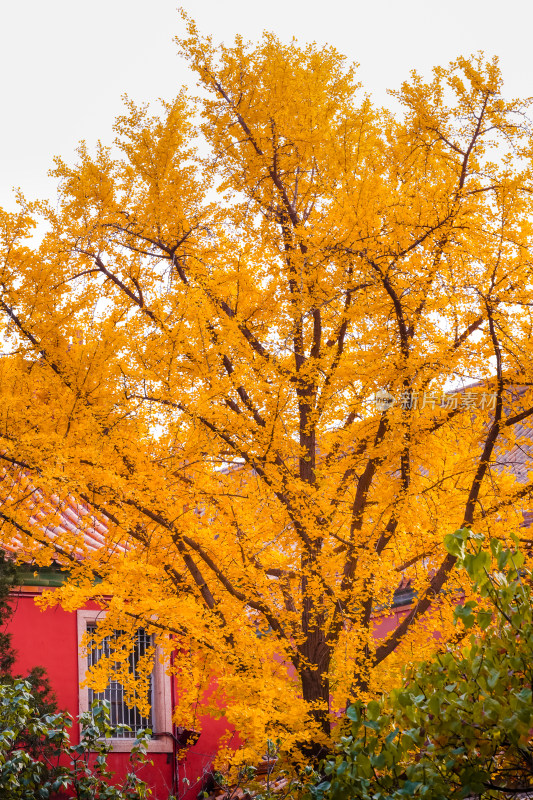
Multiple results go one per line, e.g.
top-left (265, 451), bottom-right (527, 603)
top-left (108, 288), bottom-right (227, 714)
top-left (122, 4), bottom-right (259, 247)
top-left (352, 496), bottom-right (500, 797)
top-left (8, 590), bottom-right (80, 731)
top-left (372, 603), bottom-right (411, 639)
top-left (6, 589), bottom-right (230, 800)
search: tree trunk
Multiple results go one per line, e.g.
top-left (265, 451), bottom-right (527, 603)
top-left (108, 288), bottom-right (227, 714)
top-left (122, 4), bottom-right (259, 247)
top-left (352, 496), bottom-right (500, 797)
top-left (298, 627), bottom-right (331, 762)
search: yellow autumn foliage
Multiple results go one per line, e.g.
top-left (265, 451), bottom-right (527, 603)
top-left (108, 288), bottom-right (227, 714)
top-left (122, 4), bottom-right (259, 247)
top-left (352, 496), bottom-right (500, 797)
top-left (1, 19), bottom-right (533, 759)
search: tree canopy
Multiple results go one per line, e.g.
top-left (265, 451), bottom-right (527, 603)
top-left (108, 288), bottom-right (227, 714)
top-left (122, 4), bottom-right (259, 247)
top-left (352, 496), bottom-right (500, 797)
top-left (1, 18), bottom-right (533, 759)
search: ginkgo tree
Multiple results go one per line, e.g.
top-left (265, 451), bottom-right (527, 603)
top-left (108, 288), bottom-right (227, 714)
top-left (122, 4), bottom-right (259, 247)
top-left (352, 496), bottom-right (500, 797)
top-left (1, 16), bottom-right (533, 760)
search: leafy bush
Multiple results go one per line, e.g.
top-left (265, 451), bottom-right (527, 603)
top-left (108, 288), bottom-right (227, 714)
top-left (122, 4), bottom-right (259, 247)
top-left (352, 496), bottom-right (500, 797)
top-left (0, 680), bottom-right (153, 799)
top-left (309, 531), bottom-right (533, 800)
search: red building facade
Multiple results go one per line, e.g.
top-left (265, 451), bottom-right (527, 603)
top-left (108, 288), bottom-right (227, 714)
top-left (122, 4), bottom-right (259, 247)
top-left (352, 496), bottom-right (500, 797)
top-left (7, 568), bottom-right (235, 800)
top-left (7, 565), bottom-right (417, 799)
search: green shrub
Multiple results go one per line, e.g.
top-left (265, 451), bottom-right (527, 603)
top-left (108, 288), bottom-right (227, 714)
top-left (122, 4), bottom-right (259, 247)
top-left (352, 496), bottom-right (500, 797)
top-left (309, 532), bottom-right (533, 800)
top-left (0, 680), bottom-right (153, 799)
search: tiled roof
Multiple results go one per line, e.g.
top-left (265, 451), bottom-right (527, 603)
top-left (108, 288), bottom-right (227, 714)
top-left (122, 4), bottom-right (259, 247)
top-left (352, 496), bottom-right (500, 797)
top-left (0, 467), bottom-right (115, 561)
top-left (443, 381), bottom-right (533, 492)
top-left (492, 385), bottom-right (533, 484)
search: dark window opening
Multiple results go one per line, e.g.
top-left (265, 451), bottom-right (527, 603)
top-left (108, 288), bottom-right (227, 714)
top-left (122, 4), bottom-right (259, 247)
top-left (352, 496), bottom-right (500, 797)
top-left (86, 625), bottom-right (153, 738)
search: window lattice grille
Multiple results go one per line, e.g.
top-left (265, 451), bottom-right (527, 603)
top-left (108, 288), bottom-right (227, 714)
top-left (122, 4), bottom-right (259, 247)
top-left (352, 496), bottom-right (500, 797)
top-left (86, 625), bottom-right (153, 738)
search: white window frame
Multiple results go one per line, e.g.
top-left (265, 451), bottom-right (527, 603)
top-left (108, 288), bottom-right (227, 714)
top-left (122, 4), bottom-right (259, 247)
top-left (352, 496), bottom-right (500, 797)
top-left (77, 609), bottom-right (173, 753)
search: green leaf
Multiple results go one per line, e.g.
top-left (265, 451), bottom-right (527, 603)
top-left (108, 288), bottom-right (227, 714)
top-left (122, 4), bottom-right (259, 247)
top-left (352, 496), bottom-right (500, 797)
top-left (444, 531), bottom-right (468, 557)
top-left (346, 704), bottom-right (360, 723)
top-left (476, 609), bottom-right (492, 629)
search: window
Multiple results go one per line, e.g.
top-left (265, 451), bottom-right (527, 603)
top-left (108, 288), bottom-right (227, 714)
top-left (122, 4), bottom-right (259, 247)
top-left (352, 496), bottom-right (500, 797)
top-left (86, 625), bottom-right (153, 737)
top-left (77, 610), bottom-right (173, 752)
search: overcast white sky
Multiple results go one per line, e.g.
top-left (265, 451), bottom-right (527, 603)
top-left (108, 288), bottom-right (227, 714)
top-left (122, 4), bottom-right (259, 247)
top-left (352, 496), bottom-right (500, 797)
top-left (1, 0), bottom-right (533, 210)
